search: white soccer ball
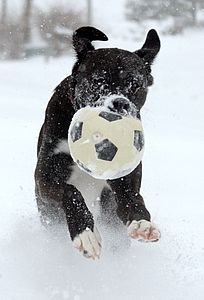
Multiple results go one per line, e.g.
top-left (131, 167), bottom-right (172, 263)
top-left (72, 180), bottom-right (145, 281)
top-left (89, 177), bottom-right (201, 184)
top-left (68, 106), bottom-right (144, 180)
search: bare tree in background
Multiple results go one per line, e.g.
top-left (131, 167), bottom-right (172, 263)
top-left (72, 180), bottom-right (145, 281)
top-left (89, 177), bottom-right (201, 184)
top-left (0, 0), bottom-right (7, 57)
top-left (22, 0), bottom-right (33, 43)
top-left (0, 0), bottom-right (33, 59)
top-left (36, 6), bottom-right (85, 58)
top-left (87, 0), bottom-right (92, 25)
top-left (1, 0), bottom-right (7, 25)
top-left (0, 2), bottom-right (85, 60)
top-left (0, 0), bottom-right (25, 59)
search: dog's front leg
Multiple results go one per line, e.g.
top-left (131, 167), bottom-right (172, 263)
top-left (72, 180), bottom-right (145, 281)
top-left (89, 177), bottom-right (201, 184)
top-left (62, 184), bottom-right (102, 259)
top-left (108, 162), bottom-right (161, 242)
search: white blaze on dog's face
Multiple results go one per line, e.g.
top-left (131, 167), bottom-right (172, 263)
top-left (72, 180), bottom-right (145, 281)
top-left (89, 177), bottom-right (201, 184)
top-left (72, 27), bottom-right (160, 112)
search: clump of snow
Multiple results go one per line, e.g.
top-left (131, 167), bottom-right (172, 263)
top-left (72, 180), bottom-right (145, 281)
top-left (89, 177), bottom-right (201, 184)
top-left (94, 94), bottom-right (138, 117)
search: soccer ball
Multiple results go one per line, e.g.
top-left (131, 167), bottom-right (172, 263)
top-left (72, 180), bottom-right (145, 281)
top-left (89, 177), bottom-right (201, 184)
top-left (68, 106), bottom-right (144, 180)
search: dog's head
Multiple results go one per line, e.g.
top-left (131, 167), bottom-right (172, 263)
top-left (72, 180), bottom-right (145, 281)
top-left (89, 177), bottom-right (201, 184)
top-left (71, 26), bottom-right (160, 116)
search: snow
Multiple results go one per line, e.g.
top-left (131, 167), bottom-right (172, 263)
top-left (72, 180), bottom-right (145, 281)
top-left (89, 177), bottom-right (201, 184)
top-left (0, 25), bottom-right (204, 300)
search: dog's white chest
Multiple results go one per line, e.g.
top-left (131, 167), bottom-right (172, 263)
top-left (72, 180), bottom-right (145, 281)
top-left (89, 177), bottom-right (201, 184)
top-left (67, 164), bottom-right (108, 216)
top-left (54, 138), bottom-right (109, 215)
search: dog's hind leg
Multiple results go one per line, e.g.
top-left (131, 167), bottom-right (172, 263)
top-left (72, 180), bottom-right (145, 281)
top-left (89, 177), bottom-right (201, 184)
top-left (34, 150), bottom-right (72, 226)
top-left (35, 186), bottom-right (65, 227)
top-left (100, 187), bottom-right (120, 227)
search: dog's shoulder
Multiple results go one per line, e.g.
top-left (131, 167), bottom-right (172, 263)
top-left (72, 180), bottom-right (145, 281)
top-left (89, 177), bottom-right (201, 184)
top-left (41, 75), bottom-right (75, 141)
top-left (55, 75), bottom-right (74, 99)
top-left (45, 75), bottom-right (75, 119)
top-left (47, 75), bottom-right (74, 110)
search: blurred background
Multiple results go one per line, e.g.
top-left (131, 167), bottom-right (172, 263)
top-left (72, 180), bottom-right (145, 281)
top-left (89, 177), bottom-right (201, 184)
top-left (0, 0), bottom-right (203, 60)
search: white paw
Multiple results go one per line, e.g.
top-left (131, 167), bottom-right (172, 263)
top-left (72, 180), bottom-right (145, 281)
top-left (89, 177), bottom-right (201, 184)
top-left (127, 220), bottom-right (161, 242)
top-left (73, 227), bottom-right (102, 260)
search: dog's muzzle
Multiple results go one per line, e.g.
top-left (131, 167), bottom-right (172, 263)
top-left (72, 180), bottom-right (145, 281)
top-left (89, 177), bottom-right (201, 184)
top-left (94, 95), bottom-right (138, 117)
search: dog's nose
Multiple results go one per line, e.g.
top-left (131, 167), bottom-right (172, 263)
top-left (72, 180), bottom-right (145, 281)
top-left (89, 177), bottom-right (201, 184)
top-left (111, 97), bottom-right (130, 113)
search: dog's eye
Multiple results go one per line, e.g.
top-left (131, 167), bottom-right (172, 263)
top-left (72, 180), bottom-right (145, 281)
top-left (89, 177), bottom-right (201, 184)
top-left (97, 79), bottom-right (104, 85)
top-left (93, 78), bottom-right (104, 86)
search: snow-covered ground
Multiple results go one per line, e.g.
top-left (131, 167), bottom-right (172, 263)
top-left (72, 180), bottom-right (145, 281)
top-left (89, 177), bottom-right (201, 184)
top-left (0, 26), bottom-right (204, 299)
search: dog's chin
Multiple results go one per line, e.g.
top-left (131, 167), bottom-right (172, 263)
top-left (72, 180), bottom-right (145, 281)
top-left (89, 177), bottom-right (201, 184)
top-left (91, 94), bottom-right (138, 118)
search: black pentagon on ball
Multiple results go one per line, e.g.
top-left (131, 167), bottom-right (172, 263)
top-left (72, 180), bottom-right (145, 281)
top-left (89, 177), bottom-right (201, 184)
top-left (133, 130), bottom-right (144, 151)
top-left (99, 111), bottom-right (122, 122)
top-left (95, 138), bottom-right (118, 161)
top-left (70, 121), bottom-right (83, 142)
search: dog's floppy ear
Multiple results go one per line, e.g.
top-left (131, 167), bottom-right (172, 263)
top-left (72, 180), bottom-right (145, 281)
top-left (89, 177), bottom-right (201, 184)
top-left (73, 26), bottom-right (108, 60)
top-left (135, 29), bottom-right (160, 65)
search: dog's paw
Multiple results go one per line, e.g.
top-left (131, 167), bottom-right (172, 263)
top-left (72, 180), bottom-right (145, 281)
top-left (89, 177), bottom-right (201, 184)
top-left (127, 220), bottom-right (161, 242)
top-left (73, 227), bottom-right (102, 260)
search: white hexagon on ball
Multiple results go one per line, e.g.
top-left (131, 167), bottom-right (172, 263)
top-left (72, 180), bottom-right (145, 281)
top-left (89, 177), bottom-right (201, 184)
top-left (68, 106), bottom-right (144, 180)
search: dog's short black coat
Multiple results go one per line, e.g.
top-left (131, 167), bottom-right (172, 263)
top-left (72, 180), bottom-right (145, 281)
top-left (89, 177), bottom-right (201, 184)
top-left (35, 27), bottom-right (160, 254)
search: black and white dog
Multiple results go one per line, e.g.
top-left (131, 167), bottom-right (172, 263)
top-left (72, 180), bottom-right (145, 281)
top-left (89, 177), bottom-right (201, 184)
top-left (35, 26), bottom-right (161, 259)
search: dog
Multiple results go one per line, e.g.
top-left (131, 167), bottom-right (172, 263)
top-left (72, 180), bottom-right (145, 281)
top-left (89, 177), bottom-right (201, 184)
top-left (35, 26), bottom-right (161, 259)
